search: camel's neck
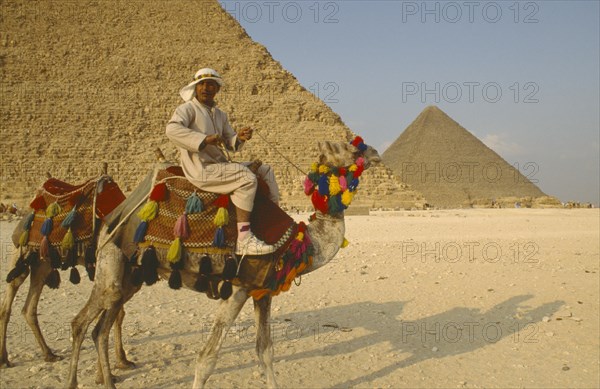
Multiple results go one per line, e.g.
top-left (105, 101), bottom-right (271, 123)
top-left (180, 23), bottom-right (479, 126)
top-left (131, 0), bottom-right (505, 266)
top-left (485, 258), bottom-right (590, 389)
top-left (304, 212), bottom-right (345, 274)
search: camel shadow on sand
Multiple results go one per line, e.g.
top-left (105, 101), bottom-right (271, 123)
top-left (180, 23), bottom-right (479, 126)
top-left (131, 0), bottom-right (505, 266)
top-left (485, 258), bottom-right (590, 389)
top-left (126, 294), bottom-right (562, 387)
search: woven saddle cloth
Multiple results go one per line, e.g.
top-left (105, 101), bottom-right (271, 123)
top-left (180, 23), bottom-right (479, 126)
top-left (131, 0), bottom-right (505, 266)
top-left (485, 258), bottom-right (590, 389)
top-left (141, 167), bottom-right (297, 256)
top-left (26, 177), bottom-right (125, 249)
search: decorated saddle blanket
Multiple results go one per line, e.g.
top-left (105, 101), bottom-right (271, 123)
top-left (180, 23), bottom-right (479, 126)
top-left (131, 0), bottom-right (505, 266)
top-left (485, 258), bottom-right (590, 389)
top-left (20, 176), bottom-right (125, 252)
top-left (136, 166), bottom-right (297, 256)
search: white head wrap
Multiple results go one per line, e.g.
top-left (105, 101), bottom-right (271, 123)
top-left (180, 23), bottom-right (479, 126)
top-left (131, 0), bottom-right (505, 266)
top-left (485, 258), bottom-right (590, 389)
top-left (179, 68), bottom-right (223, 101)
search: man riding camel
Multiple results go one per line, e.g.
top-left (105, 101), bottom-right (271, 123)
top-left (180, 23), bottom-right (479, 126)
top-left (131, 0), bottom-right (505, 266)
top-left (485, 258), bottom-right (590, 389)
top-left (166, 67), bottom-right (279, 256)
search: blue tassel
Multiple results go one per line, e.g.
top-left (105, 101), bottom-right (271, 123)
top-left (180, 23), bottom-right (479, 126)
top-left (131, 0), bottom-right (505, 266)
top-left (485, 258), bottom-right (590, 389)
top-left (61, 207), bottom-right (77, 228)
top-left (24, 212), bottom-right (35, 230)
top-left (185, 192), bottom-right (204, 214)
top-left (213, 227), bottom-right (225, 248)
top-left (358, 143), bottom-right (368, 152)
top-left (41, 218), bottom-right (53, 236)
top-left (318, 175), bottom-right (329, 196)
top-left (133, 221), bottom-right (148, 243)
top-left (349, 178), bottom-right (360, 192)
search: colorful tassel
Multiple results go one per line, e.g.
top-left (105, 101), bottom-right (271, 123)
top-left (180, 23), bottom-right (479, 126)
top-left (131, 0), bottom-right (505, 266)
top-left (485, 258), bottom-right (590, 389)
top-left (61, 207), bottom-right (77, 228)
top-left (185, 192), bottom-right (204, 214)
top-left (133, 221), bottom-right (148, 243)
top-left (137, 200), bottom-right (158, 222)
top-left (174, 213), bottom-right (190, 239)
top-left (351, 136), bottom-right (364, 147)
top-left (45, 202), bottom-right (62, 218)
top-left (328, 195), bottom-right (343, 214)
top-left (349, 178), bottom-right (360, 192)
top-left (318, 175), bottom-right (329, 196)
top-left (61, 228), bottom-right (74, 250)
top-left (213, 227), bottom-right (225, 247)
top-left (29, 195), bottom-right (46, 211)
top-left (149, 182), bottom-right (168, 202)
top-left (18, 230), bottom-right (29, 247)
top-left (341, 238), bottom-right (350, 248)
top-left (338, 167), bottom-right (347, 177)
top-left (41, 218), bottom-right (53, 236)
top-left (69, 267), bottom-right (81, 284)
top-left (341, 190), bottom-right (354, 206)
top-left (310, 162), bottom-right (318, 172)
top-left (303, 176), bottom-right (315, 195)
top-left (356, 157), bottom-right (365, 167)
top-left (308, 171), bottom-right (320, 183)
top-left (24, 212), bottom-right (35, 230)
top-left (167, 238), bottom-right (182, 263)
top-left (40, 236), bottom-right (50, 258)
top-left (339, 175), bottom-right (348, 191)
top-left (329, 175), bottom-right (341, 196)
top-left (213, 207), bottom-right (229, 227)
top-left (311, 191), bottom-right (328, 214)
top-left (168, 269), bottom-right (182, 289)
top-left (353, 164), bottom-right (364, 178)
top-left (318, 164), bottom-right (330, 174)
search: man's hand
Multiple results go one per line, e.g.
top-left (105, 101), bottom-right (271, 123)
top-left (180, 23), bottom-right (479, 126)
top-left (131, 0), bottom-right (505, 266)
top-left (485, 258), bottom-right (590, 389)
top-left (204, 134), bottom-right (224, 146)
top-left (238, 127), bottom-right (253, 142)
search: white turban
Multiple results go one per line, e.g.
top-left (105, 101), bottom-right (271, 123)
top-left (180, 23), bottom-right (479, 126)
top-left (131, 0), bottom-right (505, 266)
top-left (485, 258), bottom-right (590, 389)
top-left (179, 68), bottom-right (223, 101)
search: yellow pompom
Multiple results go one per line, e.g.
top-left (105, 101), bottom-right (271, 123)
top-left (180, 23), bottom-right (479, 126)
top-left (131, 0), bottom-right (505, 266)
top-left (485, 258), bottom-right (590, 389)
top-left (341, 238), bottom-right (350, 248)
top-left (46, 202), bottom-right (62, 218)
top-left (310, 162), bottom-right (318, 173)
top-left (348, 164), bottom-right (358, 172)
top-left (318, 164), bottom-right (330, 174)
top-left (137, 200), bottom-right (159, 222)
top-left (296, 232), bottom-right (304, 241)
top-left (329, 175), bottom-right (341, 196)
top-left (213, 207), bottom-right (229, 227)
top-left (61, 228), bottom-right (74, 250)
top-left (18, 230), bottom-right (29, 247)
top-left (167, 237), bottom-right (182, 263)
top-left (341, 190), bottom-right (354, 206)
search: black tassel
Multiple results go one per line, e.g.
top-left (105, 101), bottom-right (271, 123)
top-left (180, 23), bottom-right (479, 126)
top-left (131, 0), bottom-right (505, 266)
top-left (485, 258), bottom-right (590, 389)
top-left (49, 247), bottom-right (61, 269)
top-left (25, 251), bottom-right (39, 267)
top-left (194, 274), bottom-right (209, 292)
top-left (130, 267), bottom-right (143, 286)
top-left (6, 254), bottom-right (28, 283)
top-left (219, 280), bottom-right (233, 300)
top-left (141, 246), bottom-right (159, 286)
top-left (168, 270), bottom-right (182, 290)
top-left (222, 256), bottom-right (237, 280)
top-left (86, 264), bottom-right (96, 281)
top-left (69, 267), bottom-right (81, 284)
top-left (84, 245), bottom-right (96, 265)
top-left (45, 269), bottom-right (61, 289)
top-left (129, 252), bottom-right (139, 266)
top-left (61, 249), bottom-right (75, 271)
top-left (199, 255), bottom-right (212, 275)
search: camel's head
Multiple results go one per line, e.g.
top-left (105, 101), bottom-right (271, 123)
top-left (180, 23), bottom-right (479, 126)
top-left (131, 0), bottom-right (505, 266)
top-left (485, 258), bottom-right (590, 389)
top-left (318, 138), bottom-right (381, 169)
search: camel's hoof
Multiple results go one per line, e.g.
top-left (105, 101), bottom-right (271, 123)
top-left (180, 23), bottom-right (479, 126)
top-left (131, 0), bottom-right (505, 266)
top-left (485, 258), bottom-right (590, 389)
top-left (0, 358), bottom-right (13, 368)
top-left (115, 359), bottom-right (136, 369)
top-left (44, 353), bottom-right (63, 362)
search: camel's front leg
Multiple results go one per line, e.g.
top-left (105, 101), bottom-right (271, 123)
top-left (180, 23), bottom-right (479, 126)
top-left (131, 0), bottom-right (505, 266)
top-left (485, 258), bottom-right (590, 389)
top-left (113, 305), bottom-right (136, 369)
top-left (254, 295), bottom-right (278, 389)
top-left (21, 259), bottom-right (60, 362)
top-left (0, 249), bottom-right (29, 367)
top-left (192, 286), bottom-right (249, 389)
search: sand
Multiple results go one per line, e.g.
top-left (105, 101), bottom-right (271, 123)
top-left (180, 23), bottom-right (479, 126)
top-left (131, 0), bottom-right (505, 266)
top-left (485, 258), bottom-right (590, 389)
top-left (0, 208), bottom-right (598, 388)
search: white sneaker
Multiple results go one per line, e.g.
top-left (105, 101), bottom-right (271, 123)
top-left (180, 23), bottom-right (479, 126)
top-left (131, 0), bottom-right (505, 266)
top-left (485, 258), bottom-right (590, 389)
top-left (236, 232), bottom-right (276, 256)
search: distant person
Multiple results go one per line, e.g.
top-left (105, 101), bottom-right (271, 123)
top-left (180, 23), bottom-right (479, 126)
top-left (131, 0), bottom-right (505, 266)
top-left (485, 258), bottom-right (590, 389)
top-left (166, 67), bottom-right (279, 256)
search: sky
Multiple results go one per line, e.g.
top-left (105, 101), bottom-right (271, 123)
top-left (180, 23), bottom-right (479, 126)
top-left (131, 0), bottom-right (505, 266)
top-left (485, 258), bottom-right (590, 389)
top-left (219, 0), bottom-right (600, 205)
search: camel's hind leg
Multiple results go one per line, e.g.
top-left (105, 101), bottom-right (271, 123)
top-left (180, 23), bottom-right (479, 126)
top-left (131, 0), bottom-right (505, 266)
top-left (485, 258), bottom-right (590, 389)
top-left (0, 248), bottom-right (29, 368)
top-left (192, 286), bottom-right (249, 389)
top-left (113, 305), bottom-right (135, 369)
top-left (254, 295), bottom-right (278, 389)
top-left (21, 259), bottom-right (60, 362)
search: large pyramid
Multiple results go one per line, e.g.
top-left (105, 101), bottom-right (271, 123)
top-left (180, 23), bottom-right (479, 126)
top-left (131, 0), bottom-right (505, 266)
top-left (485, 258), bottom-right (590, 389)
top-left (382, 106), bottom-right (556, 208)
top-left (0, 0), bottom-right (424, 210)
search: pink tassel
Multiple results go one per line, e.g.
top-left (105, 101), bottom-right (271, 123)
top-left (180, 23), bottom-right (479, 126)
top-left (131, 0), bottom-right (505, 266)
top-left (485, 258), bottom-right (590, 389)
top-left (40, 236), bottom-right (50, 259)
top-left (339, 175), bottom-right (348, 191)
top-left (303, 176), bottom-right (314, 195)
top-left (174, 213), bottom-right (190, 240)
top-left (356, 157), bottom-right (365, 167)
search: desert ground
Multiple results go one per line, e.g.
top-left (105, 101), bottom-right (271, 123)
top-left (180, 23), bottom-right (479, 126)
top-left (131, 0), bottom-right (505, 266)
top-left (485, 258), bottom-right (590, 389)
top-left (0, 208), bottom-right (598, 388)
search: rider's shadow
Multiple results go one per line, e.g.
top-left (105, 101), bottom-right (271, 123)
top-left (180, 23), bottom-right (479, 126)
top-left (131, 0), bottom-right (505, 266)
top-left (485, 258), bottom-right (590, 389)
top-left (211, 294), bottom-right (562, 387)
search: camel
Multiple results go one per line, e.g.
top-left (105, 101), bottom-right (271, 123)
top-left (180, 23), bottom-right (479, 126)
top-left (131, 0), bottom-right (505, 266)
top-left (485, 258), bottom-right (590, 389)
top-left (66, 139), bottom-right (381, 389)
top-left (0, 170), bottom-right (135, 379)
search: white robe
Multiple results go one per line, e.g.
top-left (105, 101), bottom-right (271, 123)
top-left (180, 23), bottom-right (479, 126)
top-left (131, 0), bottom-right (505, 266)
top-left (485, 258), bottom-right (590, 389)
top-left (166, 98), bottom-right (278, 211)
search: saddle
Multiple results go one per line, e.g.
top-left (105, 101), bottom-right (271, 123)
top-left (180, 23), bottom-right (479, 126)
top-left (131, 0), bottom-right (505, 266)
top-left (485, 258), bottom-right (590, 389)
top-left (134, 167), bottom-right (312, 300)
